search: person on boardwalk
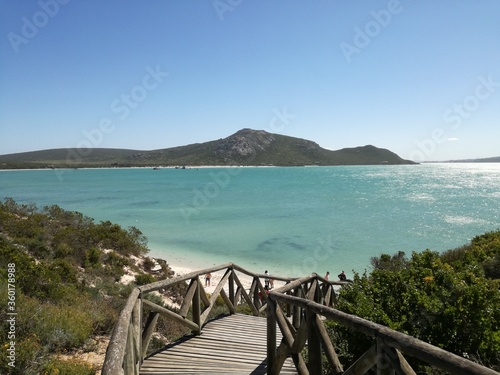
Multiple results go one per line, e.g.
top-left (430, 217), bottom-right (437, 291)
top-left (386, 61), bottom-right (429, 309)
top-left (205, 272), bottom-right (211, 287)
top-left (324, 271), bottom-right (330, 280)
top-left (264, 270), bottom-right (270, 290)
top-left (338, 271), bottom-right (347, 281)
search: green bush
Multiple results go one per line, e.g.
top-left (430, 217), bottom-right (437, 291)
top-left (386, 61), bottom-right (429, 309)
top-left (18, 296), bottom-right (94, 352)
top-left (135, 273), bottom-right (156, 286)
top-left (84, 247), bottom-right (102, 269)
top-left (0, 334), bottom-right (43, 375)
top-left (335, 244), bottom-right (500, 371)
top-left (42, 358), bottom-right (95, 375)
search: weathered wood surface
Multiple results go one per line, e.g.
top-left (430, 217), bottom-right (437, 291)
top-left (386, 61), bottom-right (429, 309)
top-left (104, 264), bottom-right (499, 375)
top-left (140, 314), bottom-right (298, 375)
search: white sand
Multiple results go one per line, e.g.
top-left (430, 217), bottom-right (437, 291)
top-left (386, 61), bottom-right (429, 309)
top-left (168, 263), bottom-right (286, 294)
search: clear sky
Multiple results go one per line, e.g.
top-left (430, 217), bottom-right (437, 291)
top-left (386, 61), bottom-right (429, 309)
top-left (1, 1), bottom-right (499, 161)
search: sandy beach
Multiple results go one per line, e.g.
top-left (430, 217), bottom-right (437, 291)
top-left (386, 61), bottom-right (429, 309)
top-left (168, 263), bottom-right (286, 295)
top-left (119, 253), bottom-right (286, 299)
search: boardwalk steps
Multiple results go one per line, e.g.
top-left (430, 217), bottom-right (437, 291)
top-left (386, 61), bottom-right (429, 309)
top-left (102, 262), bottom-right (500, 375)
top-left (140, 314), bottom-right (297, 374)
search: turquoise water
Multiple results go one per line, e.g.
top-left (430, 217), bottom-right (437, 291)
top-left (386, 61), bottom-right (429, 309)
top-left (1, 164), bottom-right (499, 277)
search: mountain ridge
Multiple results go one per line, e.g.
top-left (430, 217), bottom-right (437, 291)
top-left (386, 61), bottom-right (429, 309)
top-left (0, 128), bottom-right (416, 168)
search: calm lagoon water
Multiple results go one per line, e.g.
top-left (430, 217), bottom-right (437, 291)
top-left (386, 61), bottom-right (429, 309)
top-left (1, 164), bottom-right (499, 278)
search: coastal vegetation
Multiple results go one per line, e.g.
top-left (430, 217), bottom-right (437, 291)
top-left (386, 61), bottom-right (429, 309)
top-left (0, 198), bottom-right (182, 374)
top-left (329, 232), bottom-right (500, 373)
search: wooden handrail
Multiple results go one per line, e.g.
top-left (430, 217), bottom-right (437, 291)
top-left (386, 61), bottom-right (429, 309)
top-left (102, 264), bottom-right (499, 375)
top-left (102, 288), bottom-right (141, 375)
top-left (102, 262), bottom-right (293, 374)
top-left (267, 276), bottom-right (500, 375)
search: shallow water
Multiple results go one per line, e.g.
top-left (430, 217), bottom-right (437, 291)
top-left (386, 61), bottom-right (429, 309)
top-left (1, 164), bottom-right (499, 278)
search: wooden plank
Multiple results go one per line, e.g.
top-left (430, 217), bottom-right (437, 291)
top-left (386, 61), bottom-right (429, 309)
top-left (385, 347), bottom-right (417, 375)
top-left (142, 299), bottom-right (199, 332)
top-left (199, 269), bottom-right (232, 326)
top-left (220, 288), bottom-right (235, 314)
top-left (377, 338), bottom-right (395, 375)
top-left (314, 314), bottom-right (343, 374)
top-left (141, 312), bottom-right (159, 359)
top-left (179, 278), bottom-right (198, 318)
top-left (343, 344), bottom-right (377, 375)
top-left (140, 314), bottom-right (298, 375)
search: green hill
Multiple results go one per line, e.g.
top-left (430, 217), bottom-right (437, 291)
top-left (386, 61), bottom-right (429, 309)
top-left (0, 129), bottom-right (416, 169)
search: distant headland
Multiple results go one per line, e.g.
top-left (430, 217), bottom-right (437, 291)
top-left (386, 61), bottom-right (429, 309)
top-left (0, 128), bottom-right (417, 169)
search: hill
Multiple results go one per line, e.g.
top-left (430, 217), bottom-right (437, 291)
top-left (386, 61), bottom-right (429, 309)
top-left (0, 129), bottom-right (416, 168)
top-left (446, 156), bottom-right (500, 163)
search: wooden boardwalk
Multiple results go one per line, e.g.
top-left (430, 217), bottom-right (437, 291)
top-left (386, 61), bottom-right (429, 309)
top-left (140, 314), bottom-right (298, 375)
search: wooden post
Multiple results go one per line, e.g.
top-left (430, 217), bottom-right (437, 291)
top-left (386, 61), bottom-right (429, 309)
top-left (377, 338), bottom-right (395, 375)
top-left (179, 278), bottom-right (198, 318)
top-left (192, 278), bottom-right (201, 335)
top-left (198, 276), bottom-right (211, 310)
top-left (253, 277), bottom-right (261, 310)
top-left (324, 285), bottom-right (332, 307)
top-left (124, 323), bottom-right (135, 375)
top-left (314, 314), bottom-right (343, 374)
top-left (387, 348), bottom-right (417, 375)
top-left (102, 288), bottom-right (140, 375)
top-left (229, 269), bottom-right (235, 309)
top-left (343, 344), bottom-right (377, 375)
top-left (220, 288), bottom-right (235, 314)
top-left (286, 285), bottom-right (292, 318)
top-left (132, 299), bottom-right (141, 372)
top-left (293, 288), bottom-right (301, 329)
top-left (267, 298), bottom-right (277, 375)
top-left (306, 280), bottom-right (317, 302)
top-left (233, 273), bottom-right (259, 315)
top-left (235, 286), bottom-right (242, 306)
top-left (141, 312), bottom-right (159, 360)
top-left (307, 307), bottom-right (322, 375)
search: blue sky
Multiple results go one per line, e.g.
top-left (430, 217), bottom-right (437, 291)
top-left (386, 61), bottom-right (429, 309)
top-left (1, 0), bottom-right (499, 161)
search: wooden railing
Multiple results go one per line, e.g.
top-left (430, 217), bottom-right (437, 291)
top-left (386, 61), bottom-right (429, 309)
top-left (266, 273), bottom-right (500, 375)
top-left (102, 263), bottom-right (499, 375)
top-left (101, 262), bottom-right (294, 375)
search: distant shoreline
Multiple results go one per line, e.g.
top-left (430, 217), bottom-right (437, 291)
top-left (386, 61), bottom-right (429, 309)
top-left (1, 162), bottom-right (500, 172)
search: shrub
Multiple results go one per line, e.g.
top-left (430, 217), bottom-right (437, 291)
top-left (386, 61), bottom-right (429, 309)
top-left (142, 257), bottom-right (156, 271)
top-left (84, 247), bottom-right (102, 269)
top-left (483, 254), bottom-right (500, 279)
top-left (135, 273), bottom-right (156, 286)
top-left (14, 294), bottom-right (94, 353)
top-left (42, 358), bottom-right (95, 375)
top-left (335, 247), bottom-right (500, 371)
top-left (0, 334), bottom-right (43, 375)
